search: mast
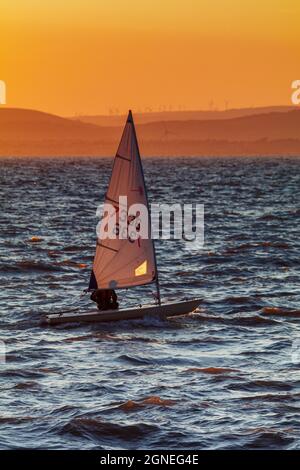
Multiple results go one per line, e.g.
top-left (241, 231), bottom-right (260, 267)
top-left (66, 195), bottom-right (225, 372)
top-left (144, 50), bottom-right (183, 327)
top-left (129, 110), bottom-right (162, 305)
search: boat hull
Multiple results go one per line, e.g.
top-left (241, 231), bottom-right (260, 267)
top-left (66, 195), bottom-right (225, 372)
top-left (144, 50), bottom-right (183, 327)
top-left (43, 299), bottom-right (201, 325)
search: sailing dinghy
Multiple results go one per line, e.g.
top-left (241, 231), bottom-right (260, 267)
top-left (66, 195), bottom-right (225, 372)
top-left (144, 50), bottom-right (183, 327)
top-left (45, 111), bottom-right (201, 325)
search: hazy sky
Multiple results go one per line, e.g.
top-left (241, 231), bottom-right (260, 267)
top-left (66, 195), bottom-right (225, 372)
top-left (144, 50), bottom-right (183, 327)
top-left (1, 0), bottom-right (299, 115)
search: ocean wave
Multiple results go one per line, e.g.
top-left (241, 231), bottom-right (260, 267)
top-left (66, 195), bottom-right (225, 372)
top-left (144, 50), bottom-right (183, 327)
top-left (0, 259), bottom-right (88, 273)
top-left (185, 367), bottom-right (239, 375)
top-left (223, 241), bottom-right (290, 255)
top-left (189, 313), bottom-right (277, 326)
top-left (0, 415), bottom-right (34, 425)
top-left (224, 296), bottom-right (253, 304)
top-left (62, 245), bottom-right (87, 252)
top-left (13, 381), bottom-right (40, 390)
top-left (228, 379), bottom-right (292, 392)
top-left (1, 367), bottom-right (61, 379)
top-left (239, 393), bottom-right (293, 402)
top-left (262, 307), bottom-right (300, 317)
top-left (118, 354), bottom-right (152, 365)
top-left (258, 214), bottom-right (284, 221)
top-left (1, 369), bottom-right (46, 379)
top-left (242, 428), bottom-right (294, 449)
top-left (0, 260), bottom-right (60, 273)
top-left (61, 416), bottom-right (158, 440)
top-left (118, 396), bottom-right (176, 411)
top-left (57, 260), bottom-right (88, 269)
top-left (229, 315), bottom-right (278, 326)
top-left (222, 427), bottom-right (295, 449)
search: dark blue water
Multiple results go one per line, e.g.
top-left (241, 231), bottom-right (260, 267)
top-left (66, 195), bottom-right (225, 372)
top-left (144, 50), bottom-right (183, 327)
top-left (0, 156), bottom-right (300, 449)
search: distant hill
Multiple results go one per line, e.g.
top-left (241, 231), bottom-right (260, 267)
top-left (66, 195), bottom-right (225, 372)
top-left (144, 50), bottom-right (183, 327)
top-left (0, 107), bottom-right (300, 157)
top-left (0, 108), bottom-right (119, 156)
top-left (69, 106), bottom-right (295, 127)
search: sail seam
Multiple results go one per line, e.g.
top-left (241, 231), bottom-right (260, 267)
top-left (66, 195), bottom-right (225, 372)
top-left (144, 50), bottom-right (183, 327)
top-left (97, 242), bottom-right (118, 253)
top-left (105, 195), bottom-right (119, 205)
top-left (116, 153), bottom-right (131, 162)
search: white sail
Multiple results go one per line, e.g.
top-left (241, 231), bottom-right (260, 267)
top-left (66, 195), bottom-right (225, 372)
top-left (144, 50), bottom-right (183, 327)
top-left (89, 110), bottom-right (157, 290)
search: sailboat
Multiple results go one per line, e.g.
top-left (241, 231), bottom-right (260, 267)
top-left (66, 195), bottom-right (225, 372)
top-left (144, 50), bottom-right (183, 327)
top-left (45, 111), bottom-right (201, 325)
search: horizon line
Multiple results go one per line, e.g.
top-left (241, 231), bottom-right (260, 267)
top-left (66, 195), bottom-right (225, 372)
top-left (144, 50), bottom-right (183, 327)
top-left (0, 104), bottom-right (297, 119)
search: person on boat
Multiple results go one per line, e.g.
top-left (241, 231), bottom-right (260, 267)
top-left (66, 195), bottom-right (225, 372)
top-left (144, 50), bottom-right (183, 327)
top-left (106, 289), bottom-right (119, 310)
top-left (90, 289), bottom-right (118, 311)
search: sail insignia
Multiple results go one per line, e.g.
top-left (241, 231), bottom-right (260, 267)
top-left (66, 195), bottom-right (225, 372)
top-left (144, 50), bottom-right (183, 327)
top-left (135, 260), bottom-right (147, 277)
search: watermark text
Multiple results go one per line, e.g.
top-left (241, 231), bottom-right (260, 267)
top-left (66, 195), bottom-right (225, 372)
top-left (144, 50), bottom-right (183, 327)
top-left (0, 80), bottom-right (6, 105)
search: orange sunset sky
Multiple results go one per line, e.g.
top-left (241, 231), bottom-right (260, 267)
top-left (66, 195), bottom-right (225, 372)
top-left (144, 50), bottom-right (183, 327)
top-left (1, 0), bottom-right (299, 116)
